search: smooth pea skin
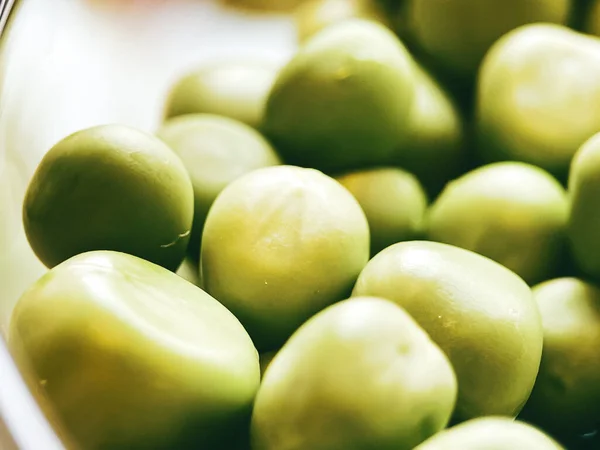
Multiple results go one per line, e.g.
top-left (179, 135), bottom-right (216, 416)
top-left (251, 297), bottom-right (458, 450)
top-left (353, 241), bottom-right (543, 421)
top-left (164, 61), bottom-right (279, 128)
top-left (157, 114), bottom-right (281, 261)
top-left (567, 132), bottom-right (600, 279)
top-left (22, 124), bottom-right (194, 271)
top-left (427, 162), bottom-right (568, 285)
top-left (414, 417), bottom-right (564, 450)
top-left (262, 19), bottom-right (416, 173)
top-left (405, 0), bottom-right (571, 80)
top-left (201, 165), bottom-right (370, 351)
top-left (295, 0), bottom-right (392, 43)
top-left (477, 23), bottom-right (600, 178)
top-left (336, 167), bottom-right (427, 256)
top-left (390, 64), bottom-right (466, 197)
top-left (519, 278), bottom-right (600, 435)
top-left (8, 251), bottom-right (260, 450)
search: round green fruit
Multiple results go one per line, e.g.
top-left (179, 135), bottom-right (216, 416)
top-left (9, 250), bottom-right (260, 450)
top-left (336, 167), bottom-right (427, 256)
top-left (427, 161), bottom-right (568, 285)
top-left (262, 19), bottom-right (416, 172)
top-left (352, 240), bottom-right (543, 421)
top-left (567, 131), bottom-right (600, 279)
top-left (22, 124), bottom-right (194, 271)
top-left (201, 165), bottom-right (370, 351)
top-left (406, 0), bottom-right (570, 79)
top-left (251, 297), bottom-right (458, 450)
top-left (476, 23), bottom-right (600, 178)
top-left (520, 277), bottom-right (600, 436)
top-left (164, 61), bottom-right (279, 128)
top-left (414, 417), bottom-right (564, 450)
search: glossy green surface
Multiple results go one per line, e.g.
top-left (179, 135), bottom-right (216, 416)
top-left (390, 64), bottom-right (465, 196)
top-left (8, 251), bottom-right (260, 450)
top-left (477, 24), bottom-right (600, 178)
top-left (22, 124), bottom-right (194, 272)
top-left (352, 241), bottom-right (543, 421)
top-left (200, 165), bottom-right (370, 351)
top-left (406, 0), bottom-right (571, 79)
top-left (414, 417), bottom-right (564, 450)
top-left (336, 167), bottom-right (427, 256)
top-left (263, 19), bottom-right (416, 172)
top-left (251, 297), bottom-right (457, 450)
top-left (520, 278), bottom-right (600, 435)
top-left (427, 162), bottom-right (568, 285)
top-left (567, 132), bottom-right (600, 279)
top-left (164, 61), bottom-right (279, 128)
top-left (157, 114), bottom-right (281, 260)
